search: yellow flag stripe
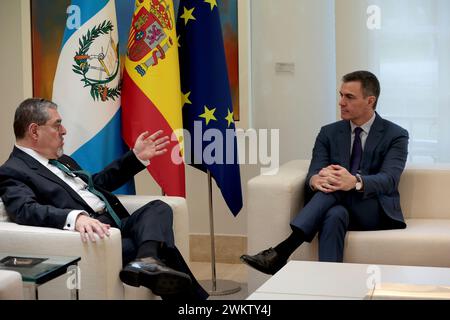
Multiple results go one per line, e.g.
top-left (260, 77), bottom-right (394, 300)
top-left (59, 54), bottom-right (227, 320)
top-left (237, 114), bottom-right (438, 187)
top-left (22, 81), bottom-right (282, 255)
top-left (124, 0), bottom-right (182, 133)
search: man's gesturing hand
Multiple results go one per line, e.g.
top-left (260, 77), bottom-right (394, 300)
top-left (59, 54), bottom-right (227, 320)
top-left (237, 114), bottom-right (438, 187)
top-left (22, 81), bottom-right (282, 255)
top-left (133, 130), bottom-right (170, 162)
top-left (75, 214), bottom-right (111, 243)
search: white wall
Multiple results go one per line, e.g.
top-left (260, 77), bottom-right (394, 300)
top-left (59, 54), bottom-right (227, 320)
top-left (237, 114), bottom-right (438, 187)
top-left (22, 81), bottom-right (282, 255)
top-left (251, 0), bottom-right (337, 165)
top-left (0, 0), bottom-right (32, 163)
top-left (335, 0), bottom-right (373, 119)
top-left (335, 0), bottom-right (372, 76)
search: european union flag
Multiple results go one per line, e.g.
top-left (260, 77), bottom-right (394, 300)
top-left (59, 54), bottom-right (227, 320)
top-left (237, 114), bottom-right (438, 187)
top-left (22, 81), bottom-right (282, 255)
top-left (177, 0), bottom-right (243, 216)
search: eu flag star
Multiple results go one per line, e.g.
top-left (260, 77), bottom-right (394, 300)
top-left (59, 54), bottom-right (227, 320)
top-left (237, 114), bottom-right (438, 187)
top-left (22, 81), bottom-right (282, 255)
top-left (204, 0), bottom-right (218, 11)
top-left (225, 109), bottom-right (234, 127)
top-left (199, 106), bottom-right (217, 125)
top-left (180, 7), bottom-right (196, 25)
top-left (182, 91), bottom-right (192, 107)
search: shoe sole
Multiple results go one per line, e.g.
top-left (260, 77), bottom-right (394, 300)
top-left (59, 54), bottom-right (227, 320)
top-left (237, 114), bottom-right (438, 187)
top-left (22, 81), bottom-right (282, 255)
top-left (120, 267), bottom-right (192, 296)
top-left (240, 256), bottom-right (276, 275)
top-left (119, 267), bottom-right (141, 287)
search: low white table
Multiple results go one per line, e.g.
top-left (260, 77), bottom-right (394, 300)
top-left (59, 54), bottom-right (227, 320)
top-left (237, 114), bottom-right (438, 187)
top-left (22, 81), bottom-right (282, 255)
top-left (247, 261), bottom-right (450, 300)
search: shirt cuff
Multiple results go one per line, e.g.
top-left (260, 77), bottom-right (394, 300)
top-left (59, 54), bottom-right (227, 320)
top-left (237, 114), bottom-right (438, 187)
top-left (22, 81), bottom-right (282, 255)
top-left (133, 149), bottom-right (150, 167)
top-left (63, 210), bottom-right (87, 231)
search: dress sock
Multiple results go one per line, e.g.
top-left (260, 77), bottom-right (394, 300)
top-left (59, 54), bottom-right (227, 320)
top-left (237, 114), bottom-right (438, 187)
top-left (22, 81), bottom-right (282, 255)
top-left (136, 240), bottom-right (161, 259)
top-left (273, 227), bottom-right (305, 259)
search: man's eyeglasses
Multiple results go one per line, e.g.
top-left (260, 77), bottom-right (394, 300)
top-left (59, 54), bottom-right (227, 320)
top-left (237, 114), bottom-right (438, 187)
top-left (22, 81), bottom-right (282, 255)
top-left (38, 123), bottom-right (64, 132)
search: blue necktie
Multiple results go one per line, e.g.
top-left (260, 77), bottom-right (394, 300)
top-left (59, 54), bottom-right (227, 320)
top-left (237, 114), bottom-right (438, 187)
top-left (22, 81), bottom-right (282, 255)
top-left (49, 159), bottom-right (122, 227)
top-left (350, 127), bottom-right (363, 175)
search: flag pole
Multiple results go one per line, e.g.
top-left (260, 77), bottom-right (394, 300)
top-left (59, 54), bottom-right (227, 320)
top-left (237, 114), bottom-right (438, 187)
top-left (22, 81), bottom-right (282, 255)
top-left (199, 170), bottom-right (241, 296)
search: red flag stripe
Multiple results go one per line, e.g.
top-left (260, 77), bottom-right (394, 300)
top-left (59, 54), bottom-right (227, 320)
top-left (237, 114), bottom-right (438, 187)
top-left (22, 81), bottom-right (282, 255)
top-left (121, 69), bottom-right (185, 196)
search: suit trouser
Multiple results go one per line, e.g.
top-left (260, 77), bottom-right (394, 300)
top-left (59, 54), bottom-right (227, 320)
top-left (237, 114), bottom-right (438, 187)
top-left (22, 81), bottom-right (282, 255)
top-left (290, 191), bottom-right (387, 262)
top-left (97, 200), bottom-right (208, 300)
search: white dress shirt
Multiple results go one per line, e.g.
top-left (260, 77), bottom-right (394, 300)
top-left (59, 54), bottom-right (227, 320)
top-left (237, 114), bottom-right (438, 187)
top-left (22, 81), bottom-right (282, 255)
top-left (15, 145), bottom-right (150, 231)
top-left (16, 145), bottom-right (105, 230)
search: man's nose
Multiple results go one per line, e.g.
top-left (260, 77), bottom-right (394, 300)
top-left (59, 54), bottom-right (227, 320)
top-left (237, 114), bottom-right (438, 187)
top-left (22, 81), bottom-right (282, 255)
top-left (60, 125), bottom-right (67, 135)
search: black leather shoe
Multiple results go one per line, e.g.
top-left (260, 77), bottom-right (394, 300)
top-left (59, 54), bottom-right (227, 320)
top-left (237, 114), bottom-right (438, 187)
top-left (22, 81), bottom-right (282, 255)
top-left (119, 257), bottom-right (192, 295)
top-left (240, 248), bottom-right (287, 275)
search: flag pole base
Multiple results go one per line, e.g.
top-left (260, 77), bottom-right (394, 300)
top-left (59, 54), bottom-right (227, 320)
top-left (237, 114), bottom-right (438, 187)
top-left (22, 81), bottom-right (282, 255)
top-left (199, 279), bottom-right (241, 296)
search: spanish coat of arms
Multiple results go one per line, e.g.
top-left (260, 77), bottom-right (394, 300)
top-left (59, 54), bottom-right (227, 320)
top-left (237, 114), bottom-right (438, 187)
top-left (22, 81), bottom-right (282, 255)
top-left (127, 0), bottom-right (174, 77)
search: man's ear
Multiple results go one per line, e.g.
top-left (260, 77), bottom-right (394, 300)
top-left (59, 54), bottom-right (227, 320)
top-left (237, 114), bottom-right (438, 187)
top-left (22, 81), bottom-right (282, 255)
top-left (28, 123), bottom-right (39, 140)
top-left (367, 96), bottom-right (376, 109)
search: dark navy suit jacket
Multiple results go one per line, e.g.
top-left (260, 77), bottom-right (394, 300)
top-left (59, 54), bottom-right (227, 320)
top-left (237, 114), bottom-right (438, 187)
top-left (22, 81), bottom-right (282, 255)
top-left (305, 113), bottom-right (409, 228)
top-left (0, 147), bottom-right (144, 229)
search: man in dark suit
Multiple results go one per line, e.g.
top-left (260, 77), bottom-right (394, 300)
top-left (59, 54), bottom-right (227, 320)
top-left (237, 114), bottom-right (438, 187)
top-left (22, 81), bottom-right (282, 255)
top-left (241, 70), bottom-right (409, 274)
top-left (0, 98), bottom-right (208, 300)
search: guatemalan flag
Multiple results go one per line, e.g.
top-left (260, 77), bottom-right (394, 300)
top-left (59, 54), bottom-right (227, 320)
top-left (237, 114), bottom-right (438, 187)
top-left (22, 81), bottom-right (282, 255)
top-left (52, 0), bottom-right (135, 194)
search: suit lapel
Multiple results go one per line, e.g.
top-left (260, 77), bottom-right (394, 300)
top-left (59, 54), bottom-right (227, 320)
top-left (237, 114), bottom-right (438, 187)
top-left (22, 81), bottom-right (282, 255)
top-left (360, 113), bottom-right (384, 173)
top-left (337, 121), bottom-right (351, 170)
top-left (13, 147), bottom-right (94, 212)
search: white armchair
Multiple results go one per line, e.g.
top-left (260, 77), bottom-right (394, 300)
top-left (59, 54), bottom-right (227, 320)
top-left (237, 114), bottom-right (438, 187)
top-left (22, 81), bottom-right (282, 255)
top-left (247, 160), bottom-right (450, 293)
top-left (0, 195), bottom-right (189, 300)
top-left (0, 270), bottom-right (23, 299)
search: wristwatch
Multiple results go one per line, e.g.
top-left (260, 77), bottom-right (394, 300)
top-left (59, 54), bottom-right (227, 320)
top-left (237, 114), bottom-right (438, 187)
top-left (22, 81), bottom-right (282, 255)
top-left (355, 174), bottom-right (363, 191)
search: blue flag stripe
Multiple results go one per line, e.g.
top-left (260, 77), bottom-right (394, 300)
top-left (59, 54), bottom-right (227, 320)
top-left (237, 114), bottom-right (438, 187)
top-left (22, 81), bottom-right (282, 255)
top-left (61, 0), bottom-right (109, 47)
top-left (71, 109), bottom-right (135, 194)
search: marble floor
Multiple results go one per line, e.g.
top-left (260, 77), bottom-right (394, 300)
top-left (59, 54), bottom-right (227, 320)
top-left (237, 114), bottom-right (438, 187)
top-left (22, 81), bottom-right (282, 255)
top-left (189, 261), bottom-right (249, 300)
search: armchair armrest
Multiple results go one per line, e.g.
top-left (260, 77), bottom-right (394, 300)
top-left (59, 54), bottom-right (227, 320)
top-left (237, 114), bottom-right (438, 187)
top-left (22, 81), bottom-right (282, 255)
top-left (247, 160), bottom-right (310, 292)
top-left (0, 270), bottom-right (24, 299)
top-left (247, 160), bottom-right (310, 251)
top-left (0, 221), bottom-right (123, 299)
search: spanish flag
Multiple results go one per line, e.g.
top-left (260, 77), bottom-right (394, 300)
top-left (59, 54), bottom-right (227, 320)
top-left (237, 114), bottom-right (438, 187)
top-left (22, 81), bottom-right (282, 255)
top-left (121, 0), bottom-right (185, 196)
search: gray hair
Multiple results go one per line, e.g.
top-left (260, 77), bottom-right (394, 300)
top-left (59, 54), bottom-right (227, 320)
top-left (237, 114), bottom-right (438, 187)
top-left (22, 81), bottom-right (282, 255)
top-left (14, 98), bottom-right (58, 139)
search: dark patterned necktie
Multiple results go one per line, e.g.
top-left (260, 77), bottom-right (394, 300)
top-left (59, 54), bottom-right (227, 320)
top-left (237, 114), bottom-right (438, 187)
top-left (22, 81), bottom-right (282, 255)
top-left (49, 159), bottom-right (121, 227)
top-left (350, 127), bottom-right (363, 175)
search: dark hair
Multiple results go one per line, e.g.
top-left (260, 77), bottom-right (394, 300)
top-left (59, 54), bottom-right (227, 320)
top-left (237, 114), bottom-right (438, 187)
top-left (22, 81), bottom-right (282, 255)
top-left (342, 70), bottom-right (380, 109)
top-left (14, 98), bottom-right (57, 139)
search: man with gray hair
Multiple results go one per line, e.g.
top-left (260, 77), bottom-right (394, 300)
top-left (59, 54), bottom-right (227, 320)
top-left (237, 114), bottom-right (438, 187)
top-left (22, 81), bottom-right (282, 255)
top-left (241, 71), bottom-right (409, 274)
top-left (0, 98), bottom-right (208, 300)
